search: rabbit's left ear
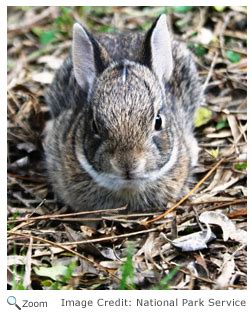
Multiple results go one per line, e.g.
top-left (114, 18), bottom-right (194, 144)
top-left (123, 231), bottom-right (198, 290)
top-left (143, 14), bottom-right (173, 84)
top-left (72, 23), bottom-right (110, 93)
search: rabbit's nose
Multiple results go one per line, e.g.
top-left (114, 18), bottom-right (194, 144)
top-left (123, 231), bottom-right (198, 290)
top-left (110, 157), bottom-right (146, 179)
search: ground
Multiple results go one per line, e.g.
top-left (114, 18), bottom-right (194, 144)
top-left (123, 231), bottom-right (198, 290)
top-left (7, 6), bottom-right (247, 290)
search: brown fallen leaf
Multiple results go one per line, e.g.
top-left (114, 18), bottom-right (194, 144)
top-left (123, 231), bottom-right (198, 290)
top-left (227, 208), bottom-right (247, 218)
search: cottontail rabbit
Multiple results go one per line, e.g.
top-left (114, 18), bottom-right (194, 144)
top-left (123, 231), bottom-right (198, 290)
top-left (45, 14), bottom-right (203, 214)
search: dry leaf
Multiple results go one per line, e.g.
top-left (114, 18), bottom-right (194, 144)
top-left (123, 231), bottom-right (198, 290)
top-left (135, 232), bottom-right (162, 260)
top-left (80, 225), bottom-right (97, 237)
top-left (98, 247), bottom-right (118, 260)
top-left (196, 27), bottom-right (214, 44)
top-left (99, 260), bottom-right (121, 269)
top-left (215, 253), bottom-right (235, 288)
top-left (194, 253), bottom-right (209, 277)
top-left (228, 208), bottom-right (247, 218)
top-left (31, 71), bottom-right (54, 84)
top-left (227, 115), bottom-right (241, 144)
top-left (171, 223), bottom-right (216, 252)
top-left (199, 211), bottom-right (247, 244)
top-left (23, 237), bottom-right (33, 289)
top-left (38, 55), bottom-right (64, 70)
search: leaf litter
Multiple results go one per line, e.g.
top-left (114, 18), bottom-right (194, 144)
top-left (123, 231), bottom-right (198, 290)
top-left (7, 6), bottom-right (247, 290)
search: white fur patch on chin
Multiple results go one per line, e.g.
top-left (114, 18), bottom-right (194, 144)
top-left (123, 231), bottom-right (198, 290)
top-left (75, 140), bottom-right (179, 191)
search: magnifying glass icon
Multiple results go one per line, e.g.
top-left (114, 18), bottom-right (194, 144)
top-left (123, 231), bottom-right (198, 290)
top-left (7, 296), bottom-right (21, 310)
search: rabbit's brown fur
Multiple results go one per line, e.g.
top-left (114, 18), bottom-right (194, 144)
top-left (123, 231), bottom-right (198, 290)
top-left (45, 15), bottom-right (203, 213)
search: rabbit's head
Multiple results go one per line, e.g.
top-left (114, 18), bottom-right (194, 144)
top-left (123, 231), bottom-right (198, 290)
top-left (73, 15), bottom-right (179, 191)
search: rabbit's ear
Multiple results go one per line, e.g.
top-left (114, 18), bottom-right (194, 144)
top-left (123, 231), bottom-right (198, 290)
top-left (143, 14), bottom-right (173, 84)
top-left (72, 23), bottom-right (109, 92)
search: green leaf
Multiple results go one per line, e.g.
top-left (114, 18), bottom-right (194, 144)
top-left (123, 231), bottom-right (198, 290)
top-left (34, 264), bottom-right (69, 281)
top-left (194, 45), bottom-right (207, 57)
top-left (61, 261), bottom-right (76, 283)
top-left (173, 6), bottom-right (193, 13)
top-left (153, 266), bottom-right (180, 290)
top-left (15, 283), bottom-right (26, 290)
top-left (206, 148), bottom-right (219, 159)
top-left (41, 279), bottom-right (53, 287)
top-left (98, 25), bottom-right (116, 33)
top-left (226, 50), bottom-right (241, 63)
top-left (39, 31), bottom-right (56, 45)
top-left (32, 28), bottom-right (56, 45)
top-left (119, 243), bottom-right (135, 290)
top-left (54, 7), bottom-right (74, 34)
top-left (216, 118), bottom-right (229, 130)
top-left (154, 7), bottom-right (169, 15)
top-left (234, 162), bottom-right (247, 171)
top-left (188, 43), bottom-right (207, 57)
top-left (194, 107), bottom-right (213, 127)
top-left (214, 6), bottom-right (226, 12)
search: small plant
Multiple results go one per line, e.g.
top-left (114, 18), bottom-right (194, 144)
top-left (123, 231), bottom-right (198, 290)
top-left (153, 266), bottom-right (180, 290)
top-left (226, 50), bottom-right (241, 63)
top-left (194, 107), bottom-right (212, 127)
top-left (173, 6), bottom-right (194, 13)
top-left (32, 7), bottom-right (75, 45)
top-left (206, 147), bottom-right (219, 159)
top-left (119, 243), bottom-right (135, 290)
top-left (34, 260), bottom-right (77, 290)
top-left (11, 265), bottom-right (26, 290)
top-left (7, 211), bottom-right (20, 230)
top-left (188, 43), bottom-right (208, 57)
top-left (234, 162), bottom-right (247, 171)
top-left (215, 118), bottom-right (229, 130)
top-left (11, 245), bottom-right (26, 290)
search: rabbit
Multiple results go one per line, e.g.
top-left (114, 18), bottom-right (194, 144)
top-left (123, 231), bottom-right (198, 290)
top-left (44, 14), bottom-right (204, 215)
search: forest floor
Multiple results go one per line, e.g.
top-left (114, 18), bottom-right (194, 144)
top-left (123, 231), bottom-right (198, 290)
top-left (7, 6), bottom-right (247, 290)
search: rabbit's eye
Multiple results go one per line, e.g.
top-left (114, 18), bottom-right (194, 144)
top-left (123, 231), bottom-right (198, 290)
top-left (155, 115), bottom-right (162, 131)
top-left (92, 120), bottom-right (99, 135)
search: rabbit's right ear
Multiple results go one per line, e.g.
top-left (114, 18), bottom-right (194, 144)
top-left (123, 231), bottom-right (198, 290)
top-left (72, 23), bottom-right (109, 92)
top-left (143, 14), bottom-right (173, 84)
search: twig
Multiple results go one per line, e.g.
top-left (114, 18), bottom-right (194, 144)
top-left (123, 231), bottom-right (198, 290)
top-left (189, 198), bottom-right (246, 207)
top-left (203, 51), bottom-right (218, 91)
top-left (65, 227), bottom-right (160, 245)
top-left (219, 12), bottom-right (236, 58)
top-left (223, 30), bottom-right (247, 40)
top-left (8, 227), bottom-right (160, 246)
top-left (8, 206), bottom-right (127, 223)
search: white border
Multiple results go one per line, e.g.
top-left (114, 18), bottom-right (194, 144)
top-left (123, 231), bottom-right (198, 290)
top-left (2, 1), bottom-right (250, 312)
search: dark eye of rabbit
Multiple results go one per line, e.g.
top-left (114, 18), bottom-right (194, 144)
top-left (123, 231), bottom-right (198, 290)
top-left (155, 115), bottom-right (162, 131)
